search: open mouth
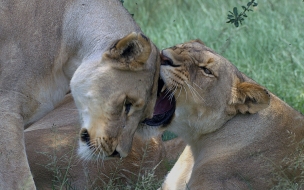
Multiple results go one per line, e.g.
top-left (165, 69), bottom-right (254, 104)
top-left (143, 78), bottom-right (176, 126)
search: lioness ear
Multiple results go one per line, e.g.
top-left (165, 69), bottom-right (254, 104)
top-left (103, 32), bottom-right (152, 71)
top-left (227, 82), bottom-right (270, 115)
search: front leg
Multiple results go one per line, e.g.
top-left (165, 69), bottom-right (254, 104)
top-left (160, 145), bottom-right (194, 190)
top-left (0, 111), bottom-right (36, 190)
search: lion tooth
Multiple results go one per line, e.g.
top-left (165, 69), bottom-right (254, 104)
top-left (161, 85), bottom-right (166, 93)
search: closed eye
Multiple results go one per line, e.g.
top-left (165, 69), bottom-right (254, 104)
top-left (125, 102), bottom-right (132, 114)
top-left (200, 67), bottom-right (213, 75)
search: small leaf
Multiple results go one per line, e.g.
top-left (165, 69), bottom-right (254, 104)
top-left (233, 7), bottom-right (238, 17)
top-left (226, 1), bottom-right (257, 28)
top-left (234, 21), bottom-right (239, 27)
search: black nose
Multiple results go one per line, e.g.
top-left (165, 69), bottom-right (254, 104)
top-left (80, 128), bottom-right (90, 147)
top-left (160, 51), bottom-right (179, 67)
top-left (160, 52), bottom-right (173, 66)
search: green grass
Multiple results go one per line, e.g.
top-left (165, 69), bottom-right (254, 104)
top-left (124, 0), bottom-right (304, 114)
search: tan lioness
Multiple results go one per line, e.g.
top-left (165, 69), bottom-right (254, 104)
top-left (152, 40), bottom-right (304, 190)
top-left (25, 94), bottom-right (183, 189)
top-left (0, 0), bottom-right (162, 189)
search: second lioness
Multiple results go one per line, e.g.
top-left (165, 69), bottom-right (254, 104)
top-left (155, 40), bottom-right (304, 190)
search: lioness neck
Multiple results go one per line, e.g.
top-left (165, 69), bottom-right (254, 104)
top-left (27, 0), bottom-right (141, 124)
top-left (167, 94), bottom-right (231, 146)
top-left (62, 0), bottom-right (141, 78)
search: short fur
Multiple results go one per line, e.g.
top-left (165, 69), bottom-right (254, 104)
top-left (0, 1), bottom-right (159, 189)
top-left (25, 94), bottom-right (183, 189)
top-left (158, 40), bottom-right (304, 189)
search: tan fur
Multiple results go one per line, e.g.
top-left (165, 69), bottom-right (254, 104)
top-left (71, 31), bottom-right (160, 161)
top-left (0, 1), bottom-right (159, 189)
top-left (25, 95), bottom-right (180, 189)
top-left (159, 41), bottom-right (304, 189)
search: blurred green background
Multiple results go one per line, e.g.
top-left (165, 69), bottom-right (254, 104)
top-left (124, 0), bottom-right (304, 116)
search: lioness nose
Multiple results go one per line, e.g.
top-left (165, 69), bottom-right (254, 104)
top-left (160, 51), bottom-right (177, 67)
top-left (80, 128), bottom-right (90, 146)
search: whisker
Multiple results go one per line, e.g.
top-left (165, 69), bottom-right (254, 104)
top-left (164, 88), bottom-right (172, 98)
top-left (97, 143), bottom-right (105, 167)
top-left (165, 85), bottom-right (175, 97)
top-left (181, 85), bottom-right (188, 101)
top-left (185, 82), bottom-right (196, 100)
top-left (176, 86), bottom-right (182, 100)
top-left (163, 84), bottom-right (176, 102)
top-left (185, 82), bottom-right (205, 103)
top-left (191, 86), bottom-right (205, 103)
top-left (193, 82), bottom-right (202, 90)
top-left (169, 87), bottom-right (177, 102)
top-left (82, 152), bottom-right (91, 162)
top-left (188, 84), bottom-right (198, 100)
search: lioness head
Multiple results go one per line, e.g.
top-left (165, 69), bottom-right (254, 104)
top-left (70, 32), bottom-right (166, 160)
top-left (156, 40), bottom-right (270, 139)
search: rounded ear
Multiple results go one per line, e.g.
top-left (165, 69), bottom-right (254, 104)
top-left (103, 32), bottom-right (152, 71)
top-left (227, 82), bottom-right (271, 115)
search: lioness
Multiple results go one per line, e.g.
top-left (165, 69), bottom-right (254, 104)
top-left (25, 94), bottom-right (175, 189)
top-left (154, 40), bottom-right (304, 189)
top-left (0, 0), bottom-right (163, 189)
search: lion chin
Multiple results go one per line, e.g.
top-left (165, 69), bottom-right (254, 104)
top-left (148, 40), bottom-right (304, 190)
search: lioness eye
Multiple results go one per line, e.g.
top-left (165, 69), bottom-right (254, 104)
top-left (200, 67), bottom-right (212, 75)
top-left (125, 102), bottom-right (132, 114)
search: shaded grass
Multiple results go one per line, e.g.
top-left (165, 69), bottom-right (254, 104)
top-left (270, 136), bottom-right (304, 190)
top-left (39, 125), bottom-right (164, 190)
top-left (37, 125), bottom-right (78, 190)
top-left (124, 0), bottom-right (304, 114)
